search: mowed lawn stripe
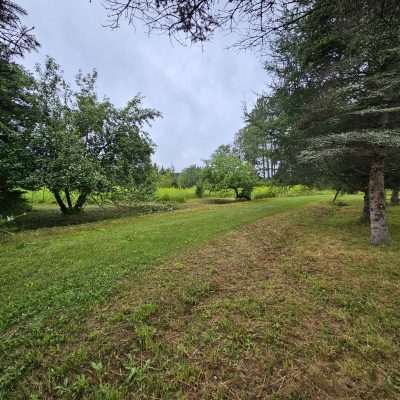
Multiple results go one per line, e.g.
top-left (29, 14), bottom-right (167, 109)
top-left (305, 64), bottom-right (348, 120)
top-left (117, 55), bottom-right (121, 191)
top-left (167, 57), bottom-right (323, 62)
top-left (0, 195), bottom-right (329, 394)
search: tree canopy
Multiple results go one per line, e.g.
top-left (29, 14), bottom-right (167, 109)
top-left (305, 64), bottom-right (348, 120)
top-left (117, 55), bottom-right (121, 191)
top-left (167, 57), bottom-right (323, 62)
top-left (178, 164), bottom-right (203, 188)
top-left (0, 0), bottom-right (39, 59)
top-left (28, 57), bottom-right (161, 213)
top-left (224, 0), bottom-right (400, 244)
top-left (101, 1), bottom-right (400, 49)
top-left (204, 145), bottom-right (257, 200)
top-left (0, 52), bottom-right (161, 216)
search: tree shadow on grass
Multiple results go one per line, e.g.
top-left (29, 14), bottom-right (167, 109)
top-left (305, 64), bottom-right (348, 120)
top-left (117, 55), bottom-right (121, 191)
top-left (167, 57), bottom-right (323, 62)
top-left (3, 204), bottom-right (175, 233)
top-left (205, 198), bottom-right (247, 205)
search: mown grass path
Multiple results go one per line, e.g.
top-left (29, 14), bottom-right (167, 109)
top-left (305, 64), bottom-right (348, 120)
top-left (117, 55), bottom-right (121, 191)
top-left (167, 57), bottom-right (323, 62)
top-left (0, 195), bottom-right (329, 397)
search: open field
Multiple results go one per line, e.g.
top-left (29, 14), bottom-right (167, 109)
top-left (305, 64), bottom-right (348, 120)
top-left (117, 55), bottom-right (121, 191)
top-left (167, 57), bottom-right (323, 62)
top-left (1, 195), bottom-right (400, 399)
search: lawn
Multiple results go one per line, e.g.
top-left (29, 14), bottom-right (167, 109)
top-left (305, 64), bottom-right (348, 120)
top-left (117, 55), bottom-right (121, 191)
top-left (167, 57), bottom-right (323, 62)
top-left (1, 195), bottom-right (400, 399)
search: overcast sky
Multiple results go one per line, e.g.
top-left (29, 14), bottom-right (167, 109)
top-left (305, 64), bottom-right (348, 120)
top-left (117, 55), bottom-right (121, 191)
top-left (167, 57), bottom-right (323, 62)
top-left (19, 0), bottom-right (268, 170)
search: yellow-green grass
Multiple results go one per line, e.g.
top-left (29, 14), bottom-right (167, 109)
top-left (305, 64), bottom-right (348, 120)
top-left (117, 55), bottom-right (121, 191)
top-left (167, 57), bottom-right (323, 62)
top-left (23, 185), bottom-right (333, 206)
top-left (252, 184), bottom-right (333, 200)
top-left (23, 187), bottom-right (232, 205)
top-left (155, 187), bottom-right (197, 202)
top-left (23, 188), bottom-right (55, 205)
top-left (2, 195), bottom-right (400, 399)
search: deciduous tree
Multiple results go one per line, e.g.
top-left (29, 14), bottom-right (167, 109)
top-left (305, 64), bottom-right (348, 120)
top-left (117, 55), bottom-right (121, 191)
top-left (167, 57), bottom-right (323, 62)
top-left (30, 57), bottom-right (160, 213)
top-left (204, 146), bottom-right (257, 200)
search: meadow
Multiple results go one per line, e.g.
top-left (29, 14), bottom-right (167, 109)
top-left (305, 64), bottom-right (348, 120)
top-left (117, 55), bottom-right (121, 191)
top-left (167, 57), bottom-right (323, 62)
top-left (1, 193), bottom-right (400, 399)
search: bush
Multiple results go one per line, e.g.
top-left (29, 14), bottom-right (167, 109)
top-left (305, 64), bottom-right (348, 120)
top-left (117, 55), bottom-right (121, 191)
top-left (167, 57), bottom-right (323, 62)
top-left (0, 190), bottom-right (31, 219)
top-left (195, 183), bottom-right (204, 198)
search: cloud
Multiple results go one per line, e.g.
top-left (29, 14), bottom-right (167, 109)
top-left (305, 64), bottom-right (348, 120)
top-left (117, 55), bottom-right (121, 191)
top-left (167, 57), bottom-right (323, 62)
top-left (19, 0), bottom-right (267, 170)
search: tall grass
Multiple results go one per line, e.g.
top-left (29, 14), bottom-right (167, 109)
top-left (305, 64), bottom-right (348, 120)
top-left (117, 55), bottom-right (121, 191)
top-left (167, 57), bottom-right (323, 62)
top-left (24, 188), bottom-right (198, 205)
top-left (155, 187), bottom-right (198, 203)
top-left (23, 188), bottom-right (55, 204)
top-left (252, 184), bottom-right (332, 200)
top-left (23, 185), bottom-right (333, 206)
top-left (155, 187), bottom-right (239, 202)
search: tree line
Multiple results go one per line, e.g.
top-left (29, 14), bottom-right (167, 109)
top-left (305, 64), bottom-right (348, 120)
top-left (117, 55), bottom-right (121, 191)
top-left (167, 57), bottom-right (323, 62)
top-left (233, 1), bottom-right (400, 245)
top-left (131, 0), bottom-right (399, 246)
top-left (156, 146), bottom-right (258, 201)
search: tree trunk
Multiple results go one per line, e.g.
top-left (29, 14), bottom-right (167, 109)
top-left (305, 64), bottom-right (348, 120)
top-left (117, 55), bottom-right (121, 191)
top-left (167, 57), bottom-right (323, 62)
top-left (65, 189), bottom-right (73, 209)
top-left (391, 188), bottom-right (399, 205)
top-left (361, 190), bottom-right (370, 223)
top-left (238, 189), bottom-right (251, 200)
top-left (74, 191), bottom-right (89, 210)
top-left (332, 187), bottom-right (341, 203)
top-left (53, 191), bottom-right (68, 214)
top-left (369, 157), bottom-right (390, 245)
top-left (233, 188), bottom-right (239, 199)
top-left (262, 153), bottom-right (266, 181)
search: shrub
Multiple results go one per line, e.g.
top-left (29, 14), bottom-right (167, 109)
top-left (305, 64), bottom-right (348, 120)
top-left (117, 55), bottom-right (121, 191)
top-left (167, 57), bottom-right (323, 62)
top-left (0, 190), bottom-right (31, 219)
top-left (195, 183), bottom-right (204, 198)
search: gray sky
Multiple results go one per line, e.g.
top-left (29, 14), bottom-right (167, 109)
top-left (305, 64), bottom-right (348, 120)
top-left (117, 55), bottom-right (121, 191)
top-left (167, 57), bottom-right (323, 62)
top-left (19, 0), bottom-right (267, 170)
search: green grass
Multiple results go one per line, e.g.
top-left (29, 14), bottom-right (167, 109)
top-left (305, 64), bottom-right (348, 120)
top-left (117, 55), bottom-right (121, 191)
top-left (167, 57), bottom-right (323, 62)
top-left (155, 187), bottom-right (197, 202)
top-left (1, 194), bottom-right (400, 399)
top-left (5, 203), bottom-right (176, 232)
top-left (252, 184), bottom-right (332, 200)
top-left (154, 185), bottom-right (332, 203)
top-left (24, 187), bottom-right (228, 205)
top-left (155, 187), bottom-right (236, 202)
top-left (0, 195), bottom-right (328, 397)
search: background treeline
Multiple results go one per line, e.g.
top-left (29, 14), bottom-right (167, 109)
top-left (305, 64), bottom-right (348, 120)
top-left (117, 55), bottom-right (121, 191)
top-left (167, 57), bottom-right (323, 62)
top-left (226, 1), bottom-right (400, 245)
top-left (106, 0), bottom-right (400, 245)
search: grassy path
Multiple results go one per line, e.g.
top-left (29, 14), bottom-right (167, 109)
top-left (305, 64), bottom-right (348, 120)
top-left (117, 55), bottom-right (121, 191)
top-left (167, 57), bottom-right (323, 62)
top-left (0, 195), bottom-right (329, 397)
